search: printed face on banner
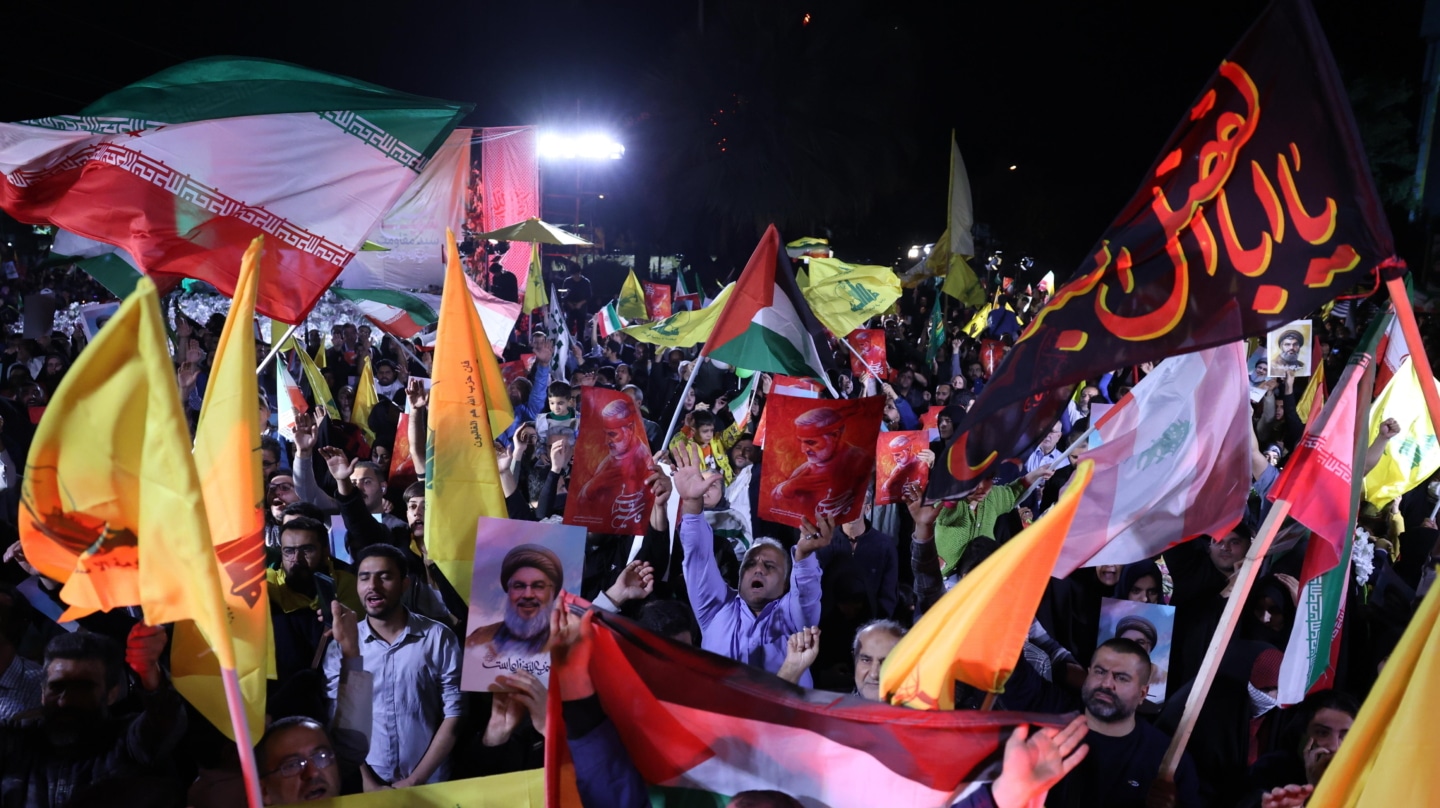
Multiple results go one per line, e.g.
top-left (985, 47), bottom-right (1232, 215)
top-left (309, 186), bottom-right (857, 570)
top-left (1098, 597), bottom-right (1176, 703)
top-left (463, 518), bottom-right (585, 692)
top-left (643, 283), bottom-right (673, 320)
top-left (562, 387), bottom-right (656, 533)
top-left (1266, 320), bottom-right (1312, 377)
top-left (846, 329), bottom-right (890, 380)
top-left (760, 394), bottom-right (884, 527)
top-left (874, 431), bottom-right (930, 507)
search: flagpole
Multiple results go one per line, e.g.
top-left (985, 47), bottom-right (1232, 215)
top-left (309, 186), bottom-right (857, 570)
top-left (839, 337), bottom-right (879, 393)
top-left (257, 323), bottom-right (300, 376)
top-left (221, 666), bottom-right (264, 808)
top-left (661, 354), bottom-right (706, 451)
top-left (1381, 265), bottom-right (1440, 433)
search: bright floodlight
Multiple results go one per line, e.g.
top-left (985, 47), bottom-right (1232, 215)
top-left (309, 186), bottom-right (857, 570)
top-left (539, 133), bottom-right (625, 160)
top-left (907, 246), bottom-right (921, 260)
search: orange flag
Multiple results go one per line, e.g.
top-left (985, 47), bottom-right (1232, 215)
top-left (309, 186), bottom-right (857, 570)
top-left (424, 228), bottom-right (513, 600)
top-left (881, 461), bottom-right (1094, 707)
top-left (172, 236), bottom-right (270, 741)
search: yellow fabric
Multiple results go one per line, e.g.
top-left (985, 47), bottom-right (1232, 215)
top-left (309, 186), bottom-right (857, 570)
top-left (309, 768), bottom-right (545, 807)
top-left (351, 355), bottom-right (378, 443)
top-left (1363, 356), bottom-right (1440, 507)
top-left (17, 278), bottom-right (234, 669)
top-left (426, 229), bottom-right (513, 602)
top-left (962, 303), bottom-right (993, 339)
top-left (1297, 361), bottom-right (1326, 424)
top-left (1310, 581), bottom-right (1440, 806)
top-left (313, 341), bottom-right (327, 369)
top-left (797, 266), bottom-right (810, 290)
top-left (284, 334), bottom-right (339, 420)
top-left (803, 257), bottom-right (902, 337)
top-left (622, 283), bottom-right (735, 347)
top-left (618, 269), bottom-right (648, 321)
top-left (940, 251), bottom-right (985, 308)
top-left (266, 567), bottom-right (361, 614)
top-left (523, 247), bottom-right (549, 316)
top-left (881, 461), bottom-right (1094, 706)
top-left (173, 237), bottom-right (270, 741)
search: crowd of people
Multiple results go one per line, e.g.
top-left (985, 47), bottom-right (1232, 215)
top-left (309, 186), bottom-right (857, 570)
top-left (0, 248), bottom-right (1432, 808)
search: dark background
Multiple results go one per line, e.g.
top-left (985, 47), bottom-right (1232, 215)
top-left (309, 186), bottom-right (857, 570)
top-left (0, 0), bottom-right (1427, 285)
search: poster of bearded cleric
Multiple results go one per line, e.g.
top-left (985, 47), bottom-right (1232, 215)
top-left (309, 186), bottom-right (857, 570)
top-left (874, 431), bottom-right (930, 506)
top-left (462, 519), bottom-right (585, 692)
top-left (563, 387), bottom-right (657, 533)
top-left (1266, 319), bottom-right (1312, 377)
top-left (759, 394), bottom-right (884, 527)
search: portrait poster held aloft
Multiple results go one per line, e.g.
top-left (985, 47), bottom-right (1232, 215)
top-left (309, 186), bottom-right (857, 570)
top-left (874, 430), bottom-right (930, 507)
top-left (845, 328), bottom-right (890, 380)
top-left (563, 387), bottom-right (657, 534)
top-left (1267, 319), bottom-right (1313, 377)
top-left (760, 394), bottom-right (884, 527)
top-left (1098, 597), bottom-right (1176, 703)
top-left (462, 518), bottom-right (585, 692)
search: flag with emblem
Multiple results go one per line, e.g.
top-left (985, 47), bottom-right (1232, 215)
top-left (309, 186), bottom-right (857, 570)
top-left (623, 284), bottom-right (735, 348)
top-left (596, 301), bottom-right (626, 339)
top-left (0, 57), bottom-right (468, 324)
top-left (1362, 352), bottom-right (1440, 507)
top-left (619, 269), bottom-right (649, 321)
top-left (330, 287), bottom-right (439, 340)
top-left (803, 257), bottom-right (902, 337)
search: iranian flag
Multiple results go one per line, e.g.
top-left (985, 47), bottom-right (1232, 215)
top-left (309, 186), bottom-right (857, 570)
top-left (1373, 312), bottom-right (1410, 394)
top-left (701, 225), bottom-right (835, 389)
top-left (1270, 311), bottom-right (1385, 705)
top-left (547, 612), bottom-right (1053, 807)
top-left (596, 300), bottom-right (626, 339)
top-left (1053, 342), bottom-right (1251, 576)
top-left (331, 287), bottom-right (439, 339)
top-left (0, 57), bottom-right (468, 324)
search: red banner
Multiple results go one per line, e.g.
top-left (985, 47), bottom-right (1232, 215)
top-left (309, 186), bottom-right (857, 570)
top-left (563, 388), bottom-right (656, 534)
top-left (643, 282), bottom-right (673, 320)
top-left (500, 354), bottom-right (536, 387)
top-left (979, 339), bottom-right (1005, 377)
top-left (676, 293), bottom-right (703, 313)
top-left (759, 394), bottom-right (883, 527)
top-left (846, 329), bottom-right (890, 379)
top-left (874, 431), bottom-right (930, 507)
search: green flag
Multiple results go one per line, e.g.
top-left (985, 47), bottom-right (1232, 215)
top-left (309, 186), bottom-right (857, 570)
top-left (925, 293), bottom-right (945, 366)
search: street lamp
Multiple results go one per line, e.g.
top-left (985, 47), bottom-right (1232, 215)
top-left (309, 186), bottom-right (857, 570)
top-left (538, 132), bottom-right (625, 160)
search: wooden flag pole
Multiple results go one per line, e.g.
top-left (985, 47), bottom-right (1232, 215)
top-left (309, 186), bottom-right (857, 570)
top-left (221, 666), bottom-right (264, 808)
top-left (1381, 268), bottom-right (1440, 434)
top-left (1158, 498), bottom-right (1292, 780)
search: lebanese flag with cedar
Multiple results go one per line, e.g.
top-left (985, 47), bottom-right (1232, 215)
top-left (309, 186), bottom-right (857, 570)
top-left (0, 57), bottom-right (467, 324)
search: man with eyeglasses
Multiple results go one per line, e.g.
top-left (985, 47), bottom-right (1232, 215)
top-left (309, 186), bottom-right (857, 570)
top-left (323, 544), bottom-right (461, 790)
top-left (257, 601), bottom-right (373, 804)
top-left (465, 544), bottom-right (563, 662)
top-left (267, 517), bottom-right (360, 684)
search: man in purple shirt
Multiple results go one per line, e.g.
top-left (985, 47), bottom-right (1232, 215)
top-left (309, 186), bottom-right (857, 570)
top-left (672, 444), bottom-right (830, 686)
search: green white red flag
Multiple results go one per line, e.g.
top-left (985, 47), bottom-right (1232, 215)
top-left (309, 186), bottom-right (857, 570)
top-left (330, 287), bottom-right (439, 339)
top-left (0, 57), bottom-right (468, 324)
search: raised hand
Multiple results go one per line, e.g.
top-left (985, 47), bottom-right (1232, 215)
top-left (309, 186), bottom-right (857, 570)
top-left (319, 445), bottom-right (357, 490)
top-left (671, 443), bottom-right (713, 504)
top-left (533, 334), bottom-right (555, 365)
top-left (492, 669), bottom-right (548, 739)
top-left (990, 715), bottom-right (1089, 808)
top-left (902, 483), bottom-right (940, 542)
top-left (406, 378), bottom-right (429, 411)
top-left (776, 626), bottom-right (821, 684)
top-left (331, 601), bottom-right (360, 659)
top-left (604, 560), bottom-right (655, 607)
top-left (795, 516), bottom-right (835, 561)
top-left (293, 410), bottom-right (319, 455)
top-left (126, 623), bottom-right (169, 691)
top-left (1260, 785), bottom-right (1314, 808)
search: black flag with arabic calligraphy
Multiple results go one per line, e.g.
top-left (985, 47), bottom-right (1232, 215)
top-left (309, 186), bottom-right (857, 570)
top-left (932, 0), bottom-right (1395, 499)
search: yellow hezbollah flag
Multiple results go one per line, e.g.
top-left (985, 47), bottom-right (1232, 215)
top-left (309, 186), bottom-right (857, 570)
top-left (285, 334), bottom-right (340, 420)
top-left (622, 283), bottom-right (735, 348)
top-left (173, 236), bottom-right (270, 741)
top-left (940, 252), bottom-right (985, 308)
top-left (882, 461), bottom-right (1094, 706)
top-left (1363, 355), bottom-right (1440, 507)
top-left (522, 246), bottom-right (548, 316)
top-left (426, 229), bottom-right (513, 601)
top-left (309, 768), bottom-right (543, 807)
top-left (351, 355), bottom-right (378, 443)
top-left (313, 340), bottom-right (327, 369)
top-left (618, 269), bottom-right (648, 321)
top-left (18, 277), bottom-right (233, 666)
top-left (962, 303), bottom-right (993, 339)
top-left (1308, 580), bottom-right (1440, 806)
top-left (803, 257), bottom-right (902, 337)
top-left (1297, 360), bottom-right (1326, 424)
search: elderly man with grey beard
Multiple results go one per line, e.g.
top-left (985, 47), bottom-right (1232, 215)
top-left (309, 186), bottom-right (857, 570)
top-left (466, 544), bottom-right (563, 660)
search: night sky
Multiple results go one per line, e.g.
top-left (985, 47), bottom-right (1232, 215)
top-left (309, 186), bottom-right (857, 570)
top-left (2, 0), bottom-right (1426, 278)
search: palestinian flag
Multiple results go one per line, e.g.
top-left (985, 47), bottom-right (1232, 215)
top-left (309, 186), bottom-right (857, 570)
top-left (0, 57), bottom-right (468, 324)
top-left (701, 225), bottom-right (835, 386)
top-left (1270, 311), bottom-right (1385, 705)
top-left (727, 372), bottom-right (760, 431)
top-left (48, 229), bottom-right (144, 298)
top-left (547, 612), bottom-right (1056, 807)
top-left (596, 301), bottom-right (626, 339)
top-left (331, 287), bottom-right (439, 339)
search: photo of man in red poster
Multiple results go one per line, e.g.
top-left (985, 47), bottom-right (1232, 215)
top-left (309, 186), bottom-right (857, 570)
top-left (760, 396), bottom-right (883, 526)
top-left (564, 388), bottom-right (655, 533)
top-left (642, 282), bottom-right (673, 320)
top-left (846, 328), bottom-right (890, 380)
top-left (874, 431), bottom-right (930, 506)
